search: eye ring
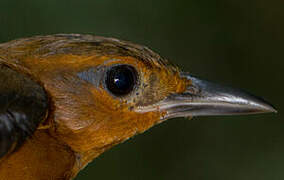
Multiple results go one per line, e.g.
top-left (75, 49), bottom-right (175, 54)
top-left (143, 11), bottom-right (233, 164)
top-left (105, 65), bottom-right (138, 97)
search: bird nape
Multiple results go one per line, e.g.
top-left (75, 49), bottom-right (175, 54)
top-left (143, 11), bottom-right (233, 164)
top-left (0, 34), bottom-right (276, 180)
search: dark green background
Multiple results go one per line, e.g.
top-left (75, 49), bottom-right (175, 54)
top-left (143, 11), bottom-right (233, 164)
top-left (0, 0), bottom-right (283, 179)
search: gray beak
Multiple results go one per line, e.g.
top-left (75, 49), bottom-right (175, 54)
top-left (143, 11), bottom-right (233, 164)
top-left (138, 72), bottom-right (277, 120)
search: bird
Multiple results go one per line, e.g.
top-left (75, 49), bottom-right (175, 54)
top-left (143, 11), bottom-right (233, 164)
top-left (0, 34), bottom-right (276, 180)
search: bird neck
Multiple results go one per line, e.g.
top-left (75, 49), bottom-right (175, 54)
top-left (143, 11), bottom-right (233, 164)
top-left (0, 130), bottom-right (77, 180)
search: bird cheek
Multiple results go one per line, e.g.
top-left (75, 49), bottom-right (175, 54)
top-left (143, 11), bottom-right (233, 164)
top-left (100, 110), bottom-right (163, 143)
top-left (131, 111), bottom-right (167, 133)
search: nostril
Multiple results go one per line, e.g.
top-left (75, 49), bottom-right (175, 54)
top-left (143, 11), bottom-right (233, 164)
top-left (186, 85), bottom-right (200, 95)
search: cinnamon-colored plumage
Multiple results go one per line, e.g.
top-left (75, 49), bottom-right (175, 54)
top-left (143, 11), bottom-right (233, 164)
top-left (0, 34), bottom-right (276, 180)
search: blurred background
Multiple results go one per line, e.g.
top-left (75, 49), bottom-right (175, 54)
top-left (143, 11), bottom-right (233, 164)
top-left (0, 0), bottom-right (283, 179)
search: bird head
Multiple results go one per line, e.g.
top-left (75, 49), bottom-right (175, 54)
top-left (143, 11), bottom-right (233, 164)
top-left (1, 34), bottom-right (275, 172)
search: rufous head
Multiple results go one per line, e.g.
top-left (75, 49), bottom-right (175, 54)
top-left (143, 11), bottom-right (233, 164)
top-left (1, 34), bottom-right (275, 171)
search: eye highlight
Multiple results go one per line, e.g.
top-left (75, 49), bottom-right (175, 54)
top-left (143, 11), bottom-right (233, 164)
top-left (105, 65), bottom-right (138, 97)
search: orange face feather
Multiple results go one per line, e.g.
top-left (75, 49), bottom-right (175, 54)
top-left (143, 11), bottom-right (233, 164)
top-left (0, 35), bottom-right (191, 178)
top-left (28, 55), bottom-right (190, 171)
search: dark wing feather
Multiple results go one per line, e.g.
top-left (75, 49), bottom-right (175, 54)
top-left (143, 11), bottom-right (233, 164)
top-left (0, 64), bottom-right (48, 158)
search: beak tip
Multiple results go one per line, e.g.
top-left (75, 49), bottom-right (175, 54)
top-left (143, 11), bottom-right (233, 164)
top-left (250, 96), bottom-right (277, 114)
top-left (259, 103), bottom-right (277, 114)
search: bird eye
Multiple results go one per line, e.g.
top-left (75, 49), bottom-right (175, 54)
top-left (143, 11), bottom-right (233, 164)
top-left (105, 65), bottom-right (138, 96)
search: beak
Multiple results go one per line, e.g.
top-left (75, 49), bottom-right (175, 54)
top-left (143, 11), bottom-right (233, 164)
top-left (137, 72), bottom-right (277, 119)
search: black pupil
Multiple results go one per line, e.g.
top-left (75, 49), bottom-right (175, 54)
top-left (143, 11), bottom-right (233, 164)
top-left (106, 65), bottom-right (137, 96)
